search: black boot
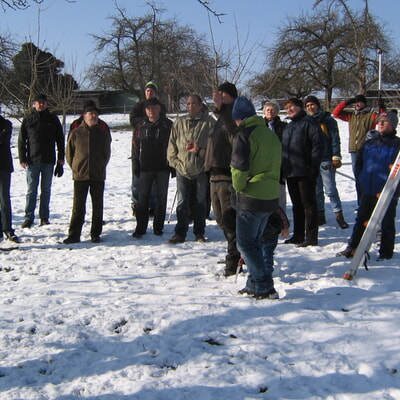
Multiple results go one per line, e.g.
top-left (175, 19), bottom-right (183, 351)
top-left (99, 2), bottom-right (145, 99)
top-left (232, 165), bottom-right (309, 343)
top-left (335, 211), bottom-right (349, 229)
top-left (318, 210), bottom-right (326, 226)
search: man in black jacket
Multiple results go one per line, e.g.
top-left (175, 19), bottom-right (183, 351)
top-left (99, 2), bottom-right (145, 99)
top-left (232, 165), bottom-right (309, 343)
top-left (281, 98), bottom-right (323, 247)
top-left (0, 112), bottom-right (19, 242)
top-left (132, 98), bottom-right (172, 237)
top-left (129, 81), bottom-right (166, 217)
top-left (18, 94), bottom-right (65, 228)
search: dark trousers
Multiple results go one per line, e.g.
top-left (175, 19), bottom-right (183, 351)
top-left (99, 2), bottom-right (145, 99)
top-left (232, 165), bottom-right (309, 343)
top-left (349, 194), bottom-right (398, 258)
top-left (287, 176), bottom-right (319, 242)
top-left (0, 171), bottom-right (13, 233)
top-left (68, 180), bottom-right (105, 239)
top-left (175, 171), bottom-right (208, 237)
top-left (210, 180), bottom-right (240, 266)
top-left (135, 170), bottom-right (169, 233)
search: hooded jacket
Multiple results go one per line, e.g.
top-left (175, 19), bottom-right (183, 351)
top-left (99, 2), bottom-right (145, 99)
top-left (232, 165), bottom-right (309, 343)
top-left (66, 121), bottom-right (111, 181)
top-left (355, 130), bottom-right (400, 197)
top-left (231, 115), bottom-right (281, 212)
top-left (18, 108), bottom-right (64, 165)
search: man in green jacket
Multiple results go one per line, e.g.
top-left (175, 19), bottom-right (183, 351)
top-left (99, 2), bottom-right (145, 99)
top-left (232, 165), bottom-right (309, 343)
top-left (63, 105), bottom-right (111, 244)
top-left (231, 96), bottom-right (281, 300)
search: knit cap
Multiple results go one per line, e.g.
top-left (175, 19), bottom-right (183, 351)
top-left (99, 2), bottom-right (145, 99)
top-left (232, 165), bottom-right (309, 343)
top-left (33, 93), bottom-right (47, 102)
top-left (218, 82), bottom-right (238, 99)
top-left (232, 96), bottom-right (256, 120)
top-left (145, 80), bottom-right (158, 93)
top-left (376, 110), bottom-right (398, 129)
top-left (304, 95), bottom-right (320, 108)
top-left (355, 94), bottom-right (367, 104)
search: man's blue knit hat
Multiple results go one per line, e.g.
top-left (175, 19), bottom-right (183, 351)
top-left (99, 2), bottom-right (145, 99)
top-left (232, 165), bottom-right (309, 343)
top-left (232, 96), bottom-right (256, 120)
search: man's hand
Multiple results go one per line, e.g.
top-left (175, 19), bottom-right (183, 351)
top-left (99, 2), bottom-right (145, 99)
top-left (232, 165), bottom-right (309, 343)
top-left (213, 89), bottom-right (222, 110)
top-left (186, 141), bottom-right (199, 153)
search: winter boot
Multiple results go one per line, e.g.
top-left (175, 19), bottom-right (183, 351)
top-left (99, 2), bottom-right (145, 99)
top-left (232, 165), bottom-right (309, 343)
top-left (335, 211), bottom-right (349, 229)
top-left (318, 210), bottom-right (326, 226)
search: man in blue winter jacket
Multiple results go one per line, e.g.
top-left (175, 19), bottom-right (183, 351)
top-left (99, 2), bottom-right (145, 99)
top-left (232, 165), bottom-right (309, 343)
top-left (337, 110), bottom-right (400, 261)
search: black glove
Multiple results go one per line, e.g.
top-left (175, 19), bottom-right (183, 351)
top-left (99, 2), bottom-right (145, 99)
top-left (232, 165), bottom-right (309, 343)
top-left (345, 98), bottom-right (356, 106)
top-left (54, 164), bottom-right (64, 177)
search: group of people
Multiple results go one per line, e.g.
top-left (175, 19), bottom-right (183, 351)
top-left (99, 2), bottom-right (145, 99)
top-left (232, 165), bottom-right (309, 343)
top-left (1, 83), bottom-right (399, 299)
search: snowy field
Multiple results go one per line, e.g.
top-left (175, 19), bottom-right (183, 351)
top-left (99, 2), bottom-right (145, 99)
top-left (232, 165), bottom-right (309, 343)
top-left (0, 113), bottom-right (399, 400)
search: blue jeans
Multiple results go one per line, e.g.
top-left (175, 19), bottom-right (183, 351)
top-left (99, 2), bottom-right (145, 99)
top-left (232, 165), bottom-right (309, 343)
top-left (135, 170), bottom-right (170, 233)
top-left (0, 171), bottom-right (13, 233)
top-left (25, 164), bottom-right (54, 222)
top-left (236, 209), bottom-right (273, 295)
top-left (175, 171), bottom-right (208, 237)
top-left (262, 235), bottom-right (278, 276)
top-left (316, 162), bottom-right (343, 213)
top-left (131, 160), bottom-right (156, 208)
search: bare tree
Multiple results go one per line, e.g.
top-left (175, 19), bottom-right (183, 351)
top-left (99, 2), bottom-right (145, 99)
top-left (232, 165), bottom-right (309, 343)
top-left (0, 32), bottom-right (17, 102)
top-left (252, 0), bottom-right (391, 109)
top-left (89, 3), bottom-right (215, 112)
top-left (314, 0), bottom-right (390, 96)
top-left (1, 0), bottom-right (75, 10)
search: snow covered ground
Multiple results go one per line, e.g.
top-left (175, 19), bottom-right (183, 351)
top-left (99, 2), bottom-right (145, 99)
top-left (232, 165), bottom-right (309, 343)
top-left (0, 113), bottom-right (399, 400)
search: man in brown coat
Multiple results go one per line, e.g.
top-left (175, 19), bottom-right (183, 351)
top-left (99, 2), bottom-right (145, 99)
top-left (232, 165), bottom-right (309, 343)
top-left (63, 105), bottom-right (111, 244)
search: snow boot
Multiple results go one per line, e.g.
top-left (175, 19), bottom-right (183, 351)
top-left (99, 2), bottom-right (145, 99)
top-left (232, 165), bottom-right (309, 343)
top-left (335, 211), bottom-right (349, 229)
top-left (318, 210), bottom-right (326, 226)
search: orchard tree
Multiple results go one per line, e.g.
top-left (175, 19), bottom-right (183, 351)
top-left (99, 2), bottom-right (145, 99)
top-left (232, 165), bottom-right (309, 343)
top-left (89, 3), bottom-right (216, 111)
top-left (0, 32), bottom-right (17, 101)
top-left (252, 0), bottom-right (392, 109)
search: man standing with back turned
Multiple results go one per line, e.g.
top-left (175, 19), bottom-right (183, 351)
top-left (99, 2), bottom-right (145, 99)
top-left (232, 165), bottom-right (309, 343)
top-left (231, 96), bottom-right (281, 300)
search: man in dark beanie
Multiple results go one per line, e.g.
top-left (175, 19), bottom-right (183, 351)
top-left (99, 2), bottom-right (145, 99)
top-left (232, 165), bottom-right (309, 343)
top-left (202, 82), bottom-right (240, 276)
top-left (333, 94), bottom-right (385, 205)
top-left (18, 93), bottom-right (64, 228)
top-left (281, 98), bottom-right (324, 247)
top-left (304, 95), bottom-right (349, 229)
top-left (129, 80), bottom-right (166, 217)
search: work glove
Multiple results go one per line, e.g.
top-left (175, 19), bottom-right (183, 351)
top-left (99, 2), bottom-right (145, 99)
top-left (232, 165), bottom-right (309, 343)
top-left (54, 164), bottom-right (64, 177)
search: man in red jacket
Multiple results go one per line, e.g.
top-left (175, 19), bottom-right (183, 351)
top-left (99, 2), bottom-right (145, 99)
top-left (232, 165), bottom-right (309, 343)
top-left (332, 94), bottom-right (383, 205)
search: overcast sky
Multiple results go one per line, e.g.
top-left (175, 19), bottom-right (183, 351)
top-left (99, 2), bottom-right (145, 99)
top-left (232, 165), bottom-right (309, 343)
top-left (1, 0), bottom-right (399, 89)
